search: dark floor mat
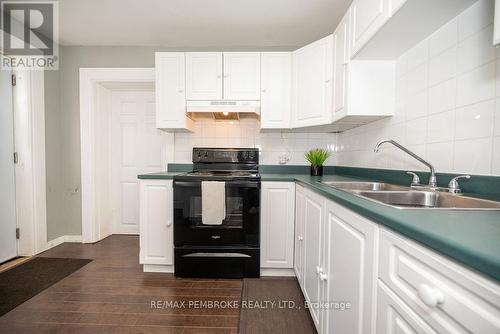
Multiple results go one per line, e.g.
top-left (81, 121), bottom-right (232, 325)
top-left (239, 277), bottom-right (317, 334)
top-left (0, 257), bottom-right (92, 316)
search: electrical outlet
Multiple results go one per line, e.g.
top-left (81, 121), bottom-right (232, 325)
top-left (279, 154), bottom-right (290, 165)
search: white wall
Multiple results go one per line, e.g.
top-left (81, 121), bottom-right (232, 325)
top-left (337, 0), bottom-right (500, 176)
top-left (173, 117), bottom-right (337, 165)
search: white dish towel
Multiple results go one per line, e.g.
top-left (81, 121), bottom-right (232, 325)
top-left (201, 181), bottom-right (226, 225)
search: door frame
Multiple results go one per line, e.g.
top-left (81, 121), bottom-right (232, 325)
top-left (79, 68), bottom-right (170, 243)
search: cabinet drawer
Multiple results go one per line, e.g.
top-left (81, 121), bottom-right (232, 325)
top-left (379, 229), bottom-right (500, 333)
top-left (377, 280), bottom-right (436, 333)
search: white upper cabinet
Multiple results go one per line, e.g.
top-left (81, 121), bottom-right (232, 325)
top-left (260, 182), bottom-right (295, 269)
top-left (351, 0), bottom-right (390, 56)
top-left (292, 35), bottom-right (333, 128)
top-left (333, 9), bottom-right (351, 117)
top-left (184, 52), bottom-right (260, 101)
top-left (260, 52), bottom-right (291, 129)
top-left (223, 52), bottom-right (261, 100)
top-left (185, 52), bottom-right (223, 100)
top-left (351, 0), bottom-right (477, 59)
top-left (155, 52), bottom-right (193, 131)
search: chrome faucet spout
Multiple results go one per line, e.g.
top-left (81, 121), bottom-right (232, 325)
top-left (374, 139), bottom-right (437, 187)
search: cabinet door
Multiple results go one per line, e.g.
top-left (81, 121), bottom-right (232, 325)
top-left (223, 52), bottom-right (261, 100)
top-left (321, 200), bottom-right (378, 334)
top-left (294, 185), bottom-right (306, 284)
top-left (260, 52), bottom-right (291, 129)
top-left (333, 9), bottom-right (350, 119)
top-left (303, 188), bottom-right (324, 328)
top-left (260, 182), bottom-right (295, 268)
top-left (351, 0), bottom-right (389, 56)
top-left (377, 281), bottom-right (436, 333)
top-left (139, 180), bottom-right (173, 265)
top-left (292, 35), bottom-right (333, 128)
top-left (155, 53), bottom-right (190, 130)
top-left (185, 52), bottom-right (223, 100)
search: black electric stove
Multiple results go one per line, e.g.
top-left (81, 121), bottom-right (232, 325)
top-left (173, 148), bottom-right (261, 278)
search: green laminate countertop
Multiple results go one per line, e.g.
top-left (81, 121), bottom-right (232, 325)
top-left (138, 171), bottom-right (181, 179)
top-left (139, 171), bottom-right (500, 282)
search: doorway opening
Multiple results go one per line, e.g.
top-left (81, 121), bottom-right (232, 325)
top-left (80, 68), bottom-right (173, 243)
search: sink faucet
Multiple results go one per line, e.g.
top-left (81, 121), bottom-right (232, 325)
top-left (374, 139), bottom-right (437, 187)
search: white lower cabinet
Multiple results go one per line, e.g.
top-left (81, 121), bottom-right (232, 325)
top-left (378, 228), bottom-right (500, 333)
top-left (260, 182), bottom-right (295, 271)
top-left (295, 185), bottom-right (378, 333)
top-left (139, 179), bottom-right (174, 272)
top-left (320, 199), bottom-right (378, 334)
top-left (302, 188), bottom-right (325, 328)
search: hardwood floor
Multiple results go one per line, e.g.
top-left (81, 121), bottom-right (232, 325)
top-left (0, 235), bottom-right (316, 334)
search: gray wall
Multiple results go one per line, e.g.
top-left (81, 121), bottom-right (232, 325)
top-left (47, 45), bottom-right (291, 238)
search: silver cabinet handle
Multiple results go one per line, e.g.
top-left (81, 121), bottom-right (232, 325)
top-left (166, 220), bottom-right (172, 227)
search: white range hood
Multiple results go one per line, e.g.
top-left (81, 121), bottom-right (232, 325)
top-left (186, 100), bottom-right (260, 114)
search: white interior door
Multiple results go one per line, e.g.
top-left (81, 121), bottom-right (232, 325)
top-left (112, 91), bottom-right (168, 235)
top-left (0, 61), bottom-right (17, 262)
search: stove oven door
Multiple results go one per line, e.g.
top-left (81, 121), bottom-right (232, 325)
top-left (173, 180), bottom-right (260, 247)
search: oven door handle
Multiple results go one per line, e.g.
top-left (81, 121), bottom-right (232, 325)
top-left (174, 181), bottom-right (200, 188)
top-left (183, 252), bottom-right (251, 258)
top-left (174, 181), bottom-right (260, 188)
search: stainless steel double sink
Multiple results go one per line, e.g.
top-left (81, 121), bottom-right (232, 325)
top-left (321, 181), bottom-right (500, 210)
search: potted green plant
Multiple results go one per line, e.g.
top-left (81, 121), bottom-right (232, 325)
top-left (305, 148), bottom-right (331, 176)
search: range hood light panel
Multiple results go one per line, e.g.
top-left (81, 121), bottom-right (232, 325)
top-left (213, 112), bottom-right (239, 121)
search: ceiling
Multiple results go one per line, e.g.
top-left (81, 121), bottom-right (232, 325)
top-left (58, 0), bottom-right (352, 48)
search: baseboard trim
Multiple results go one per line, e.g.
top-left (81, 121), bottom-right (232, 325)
top-left (43, 235), bottom-right (83, 253)
top-left (260, 268), bottom-right (296, 277)
top-left (143, 264), bottom-right (174, 273)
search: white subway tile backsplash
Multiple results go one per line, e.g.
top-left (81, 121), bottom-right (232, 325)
top-left (428, 78), bottom-right (456, 115)
top-left (492, 137), bottom-right (500, 174)
top-left (454, 100), bottom-right (495, 140)
top-left (429, 46), bottom-right (456, 86)
top-left (457, 25), bottom-right (495, 74)
top-left (456, 62), bottom-right (495, 106)
top-left (405, 144), bottom-right (427, 171)
top-left (427, 110), bottom-right (455, 143)
top-left (407, 63), bottom-right (428, 95)
top-left (495, 99), bottom-right (500, 136)
top-left (407, 39), bottom-right (429, 70)
top-left (458, 0), bottom-right (494, 41)
top-left (429, 18), bottom-right (458, 58)
top-left (426, 141), bottom-right (454, 171)
top-left (406, 90), bottom-right (428, 120)
top-left (453, 137), bottom-right (492, 174)
top-left (395, 54), bottom-right (408, 78)
top-left (173, 119), bottom-right (337, 165)
top-left (405, 117), bottom-right (427, 145)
